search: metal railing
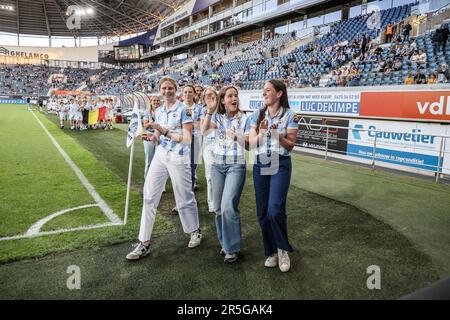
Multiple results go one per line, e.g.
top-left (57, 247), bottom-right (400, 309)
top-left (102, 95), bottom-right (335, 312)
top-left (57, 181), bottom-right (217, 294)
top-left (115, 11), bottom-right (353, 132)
top-left (295, 123), bottom-right (450, 183)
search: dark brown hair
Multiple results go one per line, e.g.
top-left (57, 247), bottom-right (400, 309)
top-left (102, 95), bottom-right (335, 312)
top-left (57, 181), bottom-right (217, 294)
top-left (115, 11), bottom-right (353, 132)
top-left (216, 85), bottom-right (240, 115)
top-left (256, 80), bottom-right (290, 132)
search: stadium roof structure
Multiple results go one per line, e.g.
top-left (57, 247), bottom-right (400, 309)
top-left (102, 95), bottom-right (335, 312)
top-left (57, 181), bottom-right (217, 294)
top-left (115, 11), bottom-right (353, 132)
top-left (0, 0), bottom-right (186, 38)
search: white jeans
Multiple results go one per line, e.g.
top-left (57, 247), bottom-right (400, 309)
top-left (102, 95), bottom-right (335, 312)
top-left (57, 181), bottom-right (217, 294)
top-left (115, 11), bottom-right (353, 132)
top-left (202, 139), bottom-right (215, 210)
top-left (139, 146), bottom-right (199, 242)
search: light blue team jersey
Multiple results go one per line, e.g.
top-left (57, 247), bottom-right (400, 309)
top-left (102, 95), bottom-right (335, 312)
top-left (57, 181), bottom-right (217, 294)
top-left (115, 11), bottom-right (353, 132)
top-left (250, 108), bottom-right (299, 157)
top-left (199, 106), bottom-right (215, 142)
top-left (69, 103), bottom-right (78, 115)
top-left (211, 112), bottom-right (251, 159)
top-left (155, 100), bottom-right (193, 156)
top-left (59, 105), bottom-right (67, 116)
top-left (143, 110), bottom-right (155, 134)
top-left (184, 103), bottom-right (202, 137)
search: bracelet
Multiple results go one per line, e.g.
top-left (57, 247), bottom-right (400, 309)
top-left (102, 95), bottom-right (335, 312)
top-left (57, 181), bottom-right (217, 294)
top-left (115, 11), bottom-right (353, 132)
top-left (206, 112), bottom-right (213, 116)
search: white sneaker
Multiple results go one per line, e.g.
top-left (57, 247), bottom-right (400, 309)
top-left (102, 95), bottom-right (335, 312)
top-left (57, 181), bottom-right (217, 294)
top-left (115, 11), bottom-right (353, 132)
top-left (264, 254), bottom-right (278, 268)
top-left (278, 249), bottom-right (291, 272)
top-left (126, 242), bottom-right (150, 260)
top-left (224, 252), bottom-right (238, 263)
top-left (188, 229), bottom-right (202, 248)
top-left (208, 207), bottom-right (215, 213)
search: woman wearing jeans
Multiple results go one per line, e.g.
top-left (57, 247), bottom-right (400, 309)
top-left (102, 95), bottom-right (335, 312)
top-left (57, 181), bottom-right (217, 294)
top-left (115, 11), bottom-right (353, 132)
top-left (142, 96), bottom-right (161, 178)
top-left (126, 77), bottom-right (202, 260)
top-left (202, 85), bottom-right (250, 263)
top-left (249, 80), bottom-right (299, 272)
top-left (200, 87), bottom-right (218, 213)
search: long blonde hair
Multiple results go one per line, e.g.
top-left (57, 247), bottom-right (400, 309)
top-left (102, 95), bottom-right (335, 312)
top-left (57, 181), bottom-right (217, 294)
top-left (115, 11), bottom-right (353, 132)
top-left (200, 86), bottom-right (218, 106)
top-left (148, 95), bottom-right (160, 118)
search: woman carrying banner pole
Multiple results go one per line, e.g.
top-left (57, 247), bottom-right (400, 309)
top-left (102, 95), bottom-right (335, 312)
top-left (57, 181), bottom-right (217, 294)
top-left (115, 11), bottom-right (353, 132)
top-left (126, 77), bottom-right (202, 260)
top-left (142, 95), bottom-right (161, 178)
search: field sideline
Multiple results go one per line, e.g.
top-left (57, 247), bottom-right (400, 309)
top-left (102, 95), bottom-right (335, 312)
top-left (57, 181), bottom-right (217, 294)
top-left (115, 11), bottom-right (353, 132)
top-left (0, 104), bottom-right (449, 299)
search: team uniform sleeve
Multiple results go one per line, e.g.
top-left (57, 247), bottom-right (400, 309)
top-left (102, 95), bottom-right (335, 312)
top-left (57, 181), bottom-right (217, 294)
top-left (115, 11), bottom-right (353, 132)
top-left (211, 113), bottom-right (217, 125)
top-left (250, 109), bottom-right (260, 128)
top-left (199, 107), bottom-right (205, 120)
top-left (244, 116), bottom-right (251, 135)
top-left (181, 107), bottom-right (193, 125)
top-left (286, 111), bottom-right (299, 129)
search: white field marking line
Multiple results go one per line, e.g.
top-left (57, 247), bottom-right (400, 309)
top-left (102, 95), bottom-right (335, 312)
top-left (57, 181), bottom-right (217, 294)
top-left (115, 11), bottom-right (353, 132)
top-left (30, 110), bottom-right (122, 224)
top-left (0, 222), bottom-right (122, 242)
top-left (25, 204), bottom-right (100, 236)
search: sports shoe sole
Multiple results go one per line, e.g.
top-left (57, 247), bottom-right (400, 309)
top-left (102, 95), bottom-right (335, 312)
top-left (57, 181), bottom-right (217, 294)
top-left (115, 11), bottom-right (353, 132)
top-left (188, 241), bottom-right (201, 249)
top-left (224, 254), bottom-right (238, 263)
top-left (126, 249), bottom-right (151, 260)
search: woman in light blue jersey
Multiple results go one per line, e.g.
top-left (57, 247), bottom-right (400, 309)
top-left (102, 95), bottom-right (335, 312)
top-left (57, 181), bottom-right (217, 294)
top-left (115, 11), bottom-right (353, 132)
top-left (199, 87), bottom-right (218, 213)
top-left (182, 85), bottom-right (203, 191)
top-left (249, 80), bottom-right (299, 273)
top-left (201, 85), bottom-right (250, 263)
top-left (142, 95), bottom-right (161, 178)
top-left (58, 101), bottom-right (67, 129)
top-left (126, 77), bottom-right (202, 260)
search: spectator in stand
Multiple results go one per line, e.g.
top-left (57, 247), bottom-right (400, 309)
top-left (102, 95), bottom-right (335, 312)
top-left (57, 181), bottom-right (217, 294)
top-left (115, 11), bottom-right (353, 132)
top-left (402, 22), bottom-right (412, 42)
top-left (385, 22), bottom-right (394, 43)
top-left (404, 72), bottom-right (414, 85)
top-left (440, 23), bottom-right (449, 52)
top-left (360, 34), bottom-right (368, 57)
top-left (417, 49), bottom-right (427, 66)
top-left (432, 28), bottom-right (442, 54)
top-left (376, 57), bottom-right (386, 73)
top-left (393, 58), bottom-right (403, 71)
top-left (427, 73), bottom-right (437, 84)
top-left (437, 64), bottom-right (450, 83)
top-left (374, 46), bottom-right (384, 56)
top-left (414, 71), bottom-right (426, 84)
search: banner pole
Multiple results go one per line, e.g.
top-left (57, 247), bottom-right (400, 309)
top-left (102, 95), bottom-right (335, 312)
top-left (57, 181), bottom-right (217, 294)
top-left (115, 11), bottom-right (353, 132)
top-left (124, 141), bottom-right (135, 225)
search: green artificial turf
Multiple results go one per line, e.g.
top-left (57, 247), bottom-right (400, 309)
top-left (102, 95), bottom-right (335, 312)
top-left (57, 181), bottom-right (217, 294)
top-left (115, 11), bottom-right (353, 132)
top-left (0, 106), bottom-right (447, 299)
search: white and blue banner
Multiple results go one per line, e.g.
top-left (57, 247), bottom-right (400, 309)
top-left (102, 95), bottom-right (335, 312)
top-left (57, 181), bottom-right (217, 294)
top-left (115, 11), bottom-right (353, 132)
top-left (347, 119), bottom-right (447, 172)
top-left (0, 99), bottom-right (26, 104)
top-left (126, 98), bottom-right (143, 148)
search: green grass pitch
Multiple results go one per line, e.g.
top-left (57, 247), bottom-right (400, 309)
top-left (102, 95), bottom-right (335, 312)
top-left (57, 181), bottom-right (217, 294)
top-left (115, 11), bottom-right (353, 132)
top-left (0, 103), bottom-right (449, 299)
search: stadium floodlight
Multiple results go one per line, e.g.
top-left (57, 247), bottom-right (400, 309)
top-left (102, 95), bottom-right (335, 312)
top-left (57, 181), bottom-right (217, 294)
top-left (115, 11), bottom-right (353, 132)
top-left (86, 7), bottom-right (94, 15)
top-left (0, 4), bottom-right (14, 11)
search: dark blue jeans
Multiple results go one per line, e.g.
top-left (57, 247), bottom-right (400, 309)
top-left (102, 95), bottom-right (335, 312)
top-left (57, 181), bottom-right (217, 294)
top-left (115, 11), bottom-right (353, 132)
top-left (253, 155), bottom-right (293, 257)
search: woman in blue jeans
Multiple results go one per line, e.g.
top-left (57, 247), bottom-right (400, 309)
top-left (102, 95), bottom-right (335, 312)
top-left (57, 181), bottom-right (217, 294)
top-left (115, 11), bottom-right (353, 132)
top-left (201, 85), bottom-right (250, 263)
top-left (143, 96), bottom-right (161, 179)
top-left (249, 80), bottom-right (299, 273)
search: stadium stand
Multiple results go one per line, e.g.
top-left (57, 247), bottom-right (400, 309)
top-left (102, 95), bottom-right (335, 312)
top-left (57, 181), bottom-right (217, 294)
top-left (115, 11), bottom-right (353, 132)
top-left (1, 2), bottom-right (449, 98)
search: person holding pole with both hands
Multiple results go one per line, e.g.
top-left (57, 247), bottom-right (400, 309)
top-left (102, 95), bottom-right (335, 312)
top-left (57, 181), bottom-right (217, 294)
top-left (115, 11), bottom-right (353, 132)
top-left (126, 77), bottom-right (202, 260)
